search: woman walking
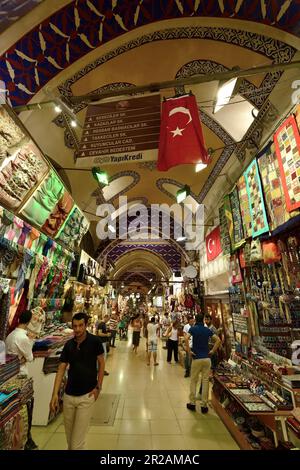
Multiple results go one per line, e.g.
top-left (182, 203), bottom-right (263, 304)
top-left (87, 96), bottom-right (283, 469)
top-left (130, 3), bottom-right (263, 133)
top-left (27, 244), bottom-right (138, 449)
top-left (131, 314), bottom-right (142, 354)
top-left (165, 320), bottom-right (179, 363)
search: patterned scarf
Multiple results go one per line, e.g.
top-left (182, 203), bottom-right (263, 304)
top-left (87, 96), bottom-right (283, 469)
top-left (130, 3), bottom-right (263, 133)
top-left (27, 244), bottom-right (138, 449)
top-left (229, 186), bottom-right (244, 250)
top-left (244, 159), bottom-right (269, 237)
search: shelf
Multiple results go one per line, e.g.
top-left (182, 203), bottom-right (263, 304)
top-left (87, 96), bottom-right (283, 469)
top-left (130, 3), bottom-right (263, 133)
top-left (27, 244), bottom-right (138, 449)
top-left (211, 393), bottom-right (253, 450)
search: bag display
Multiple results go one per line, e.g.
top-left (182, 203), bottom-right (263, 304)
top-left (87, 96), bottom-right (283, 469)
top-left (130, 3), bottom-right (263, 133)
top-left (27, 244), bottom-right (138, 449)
top-left (262, 240), bottom-right (281, 264)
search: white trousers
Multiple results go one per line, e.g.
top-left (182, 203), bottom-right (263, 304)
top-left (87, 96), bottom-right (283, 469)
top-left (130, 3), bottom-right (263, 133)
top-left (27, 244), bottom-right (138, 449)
top-left (63, 392), bottom-right (95, 450)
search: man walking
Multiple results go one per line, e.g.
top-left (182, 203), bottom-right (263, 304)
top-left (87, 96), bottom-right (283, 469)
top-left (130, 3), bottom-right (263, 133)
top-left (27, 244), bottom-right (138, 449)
top-left (97, 314), bottom-right (110, 376)
top-left (109, 313), bottom-right (118, 348)
top-left (50, 312), bottom-right (105, 450)
top-left (183, 316), bottom-right (194, 378)
top-left (146, 317), bottom-right (159, 366)
top-left (185, 314), bottom-right (221, 414)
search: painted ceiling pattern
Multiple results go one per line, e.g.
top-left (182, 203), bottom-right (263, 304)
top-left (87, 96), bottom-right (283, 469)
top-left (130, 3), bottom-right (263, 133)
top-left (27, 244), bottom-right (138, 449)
top-left (0, 0), bottom-right (44, 34)
top-left (107, 243), bottom-right (182, 270)
top-left (0, 1), bottom-right (297, 106)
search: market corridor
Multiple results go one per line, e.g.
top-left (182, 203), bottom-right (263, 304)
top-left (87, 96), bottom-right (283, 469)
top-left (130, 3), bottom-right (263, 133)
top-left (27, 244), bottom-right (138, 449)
top-left (31, 334), bottom-right (238, 451)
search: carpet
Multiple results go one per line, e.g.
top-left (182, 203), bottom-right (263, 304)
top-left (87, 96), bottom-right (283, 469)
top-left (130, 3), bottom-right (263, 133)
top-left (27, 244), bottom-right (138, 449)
top-left (90, 393), bottom-right (120, 426)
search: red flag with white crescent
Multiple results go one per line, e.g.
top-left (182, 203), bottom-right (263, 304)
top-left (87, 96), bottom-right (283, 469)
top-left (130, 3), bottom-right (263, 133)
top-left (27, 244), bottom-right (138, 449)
top-left (157, 94), bottom-right (209, 171)
top-left (206, 226), bottom-right (222, 262)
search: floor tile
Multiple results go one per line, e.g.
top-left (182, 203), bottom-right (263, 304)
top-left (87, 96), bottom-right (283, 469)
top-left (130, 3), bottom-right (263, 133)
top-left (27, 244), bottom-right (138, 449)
top-left (117, 435), bottom-right (152, 450)
top-left (43, 433), bottom-right (68, 450)
top-left (87, 435), bottom-right (118, 450)
top-left (150, 419), bottom-right (181, 435)
top-left (152, 435), bottom-right (187, 450)
top-left (119, 419), bottom-right (151, 435)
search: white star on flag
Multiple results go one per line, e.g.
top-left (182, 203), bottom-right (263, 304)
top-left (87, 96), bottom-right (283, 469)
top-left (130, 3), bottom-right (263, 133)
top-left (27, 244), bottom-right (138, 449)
top-left (170, 126), bottom-right (184, 137)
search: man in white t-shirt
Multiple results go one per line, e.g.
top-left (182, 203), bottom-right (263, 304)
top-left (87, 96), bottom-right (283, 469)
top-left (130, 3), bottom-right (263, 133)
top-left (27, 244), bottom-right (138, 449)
top-left (183, 316), bottom-right (195, 378)
top-left (6, 310), bottom-right (34, 376)
top-left (146, 317), bottom-right (159, 366)
top-left (5, 310), bottom-right (37, 450)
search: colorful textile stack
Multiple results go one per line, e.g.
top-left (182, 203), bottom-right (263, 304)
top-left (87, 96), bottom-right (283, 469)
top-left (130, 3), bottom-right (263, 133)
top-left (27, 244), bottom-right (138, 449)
top-left (0, 406), bottom-right (27, 450)
top-left (0, 355), bottom-right (20, 383)
top-left (3, 376), bottom-right (34, 405)
top-left (0, 388), bottom-right (20, 424)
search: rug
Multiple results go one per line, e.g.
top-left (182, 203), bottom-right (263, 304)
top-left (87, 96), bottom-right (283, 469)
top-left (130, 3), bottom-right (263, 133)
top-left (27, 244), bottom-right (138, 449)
top-left (90, 393), bottom-right (120, 426)
top-left (257, 141), bottom-right (299, 230)
top-left (237, 174), bottom-right (252, 238)
top-left (244, 158), bottom-right (269, 238)
top-left (274, 115), bottom-right (300, 212)
top-left (219, 200), bottom-right (232, 255)
top-left (229, 186), bottom-right (244, 250)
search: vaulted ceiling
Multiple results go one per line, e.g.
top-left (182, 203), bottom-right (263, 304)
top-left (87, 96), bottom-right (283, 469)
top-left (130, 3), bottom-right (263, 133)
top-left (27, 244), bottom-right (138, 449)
top-left (1, 0), bottom-right (300, 289)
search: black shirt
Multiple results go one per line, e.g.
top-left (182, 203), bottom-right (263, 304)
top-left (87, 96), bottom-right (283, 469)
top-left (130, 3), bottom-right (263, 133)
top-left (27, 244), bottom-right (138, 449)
top-left (60, 332), bottom-right (104, 396)
top-left (97, 321), bottom-right (108, 343)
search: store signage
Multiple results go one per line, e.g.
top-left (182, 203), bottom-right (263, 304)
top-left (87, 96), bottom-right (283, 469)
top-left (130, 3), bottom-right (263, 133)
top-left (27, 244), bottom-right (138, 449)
top-left (76, 94), bottom-right (161, 166)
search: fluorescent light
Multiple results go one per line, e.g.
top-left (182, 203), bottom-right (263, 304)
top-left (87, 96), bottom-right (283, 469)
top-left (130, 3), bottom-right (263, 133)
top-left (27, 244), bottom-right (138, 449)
top-left (176, 236), bottom-right (187, 242)
top-left (54, 105), bottom-right (62, 113)
top-left (92, 167), bottom-right (109, 186)
top-left (176, 185), bottom-right (190, 203)
top-left (195, 162), bottom-right (208, 172)
top-left (214, 77), bottom-right (237, 113)
top-left (108, 224), bottom-right (116, 233)
top-left (71, 120), bottom-right (77, 127)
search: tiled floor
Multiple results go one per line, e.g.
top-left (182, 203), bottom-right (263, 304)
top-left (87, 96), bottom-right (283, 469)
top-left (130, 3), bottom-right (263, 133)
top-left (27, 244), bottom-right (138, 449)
top-left (31, 334), bottom-right (239, 450)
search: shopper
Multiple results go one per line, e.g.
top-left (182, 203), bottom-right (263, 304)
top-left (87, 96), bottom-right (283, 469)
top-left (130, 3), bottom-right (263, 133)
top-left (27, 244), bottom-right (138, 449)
top-left (161, 312), bottom-right (171, 349)
top-left (50, 312), bottom-right (105, 450)
top-left (165, 320), bottom-right (180, 363)
top-left (185, 314), bottom-right (221, 414)
top-left (183, 316), bottom-right (195, 378)
top-left (97, 314), bottom-right (110, 376)
top-left (109, 313), bottom-right (118, 348)
top-left (146, 317), bottom-right (159, 366)
top-left (131, 314), bottom-right (142, 354)
top-left (204, 314), bottom-right (219, 370)
top-left (5, 310), bottom-right (38, 450)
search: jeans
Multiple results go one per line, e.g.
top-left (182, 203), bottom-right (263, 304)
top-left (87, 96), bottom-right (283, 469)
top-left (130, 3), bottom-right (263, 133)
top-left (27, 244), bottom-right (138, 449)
top-left (110, 330), bottom-right (116, 347)
top-left (185, 352), bottom-right (192, 374)
top-left (167, 339), bottom-right (178, 362)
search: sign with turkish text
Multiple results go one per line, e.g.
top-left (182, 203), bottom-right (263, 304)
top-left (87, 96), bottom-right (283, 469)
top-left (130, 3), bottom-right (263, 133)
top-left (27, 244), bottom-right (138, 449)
top-left (76, 94), bottom-right (161, 166)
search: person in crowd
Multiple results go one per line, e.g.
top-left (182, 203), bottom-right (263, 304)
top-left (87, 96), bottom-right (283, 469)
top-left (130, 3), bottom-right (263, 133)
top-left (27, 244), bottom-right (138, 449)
top-left (118, 315), bottom-right (126, 341)
top-left (97, 314), bottom-right (110, 376)
top-left (5, 310), bottom-right (37, 450)
top-left (50, 312), bottom-right (105, 450)
top-left (109, 313), bottom-right (119, 348)
top-left (185, 314), bottom-right (221, 414)
top-left (183, 316), bottom-right (195, 378)
top-left (204, 314), bottom-right (219, 370)
top-left (131, 314), bottom-right (142, 354)
top-left (146, 316), bottom-right (159, 366)
top-left (165, 320), bottom-right (180, 363)
top-left (161, 312), bottom-right (171, 350)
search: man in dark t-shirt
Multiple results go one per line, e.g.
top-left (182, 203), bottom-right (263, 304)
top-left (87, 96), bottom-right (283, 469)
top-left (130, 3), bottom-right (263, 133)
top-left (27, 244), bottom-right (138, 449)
top-left (185, 314), bottom-right (221, 414)
top-left (50, 312), bottom-right (105, 450)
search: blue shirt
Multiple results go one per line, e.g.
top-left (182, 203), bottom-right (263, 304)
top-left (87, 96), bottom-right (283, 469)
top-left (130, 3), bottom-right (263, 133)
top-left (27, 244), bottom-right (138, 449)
top-left (189, 324), bottom-right (214, 359)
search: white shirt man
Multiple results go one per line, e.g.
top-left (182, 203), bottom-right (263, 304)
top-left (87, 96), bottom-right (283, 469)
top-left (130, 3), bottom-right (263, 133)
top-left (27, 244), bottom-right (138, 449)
top-left (5, 311), bottom-right (34, 376)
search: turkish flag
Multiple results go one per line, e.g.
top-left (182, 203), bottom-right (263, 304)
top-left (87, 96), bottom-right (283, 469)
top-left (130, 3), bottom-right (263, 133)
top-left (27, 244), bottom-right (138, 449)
top-left (157, 94), bottom-right (209, 171)
top-left (206, 226), bottom-right (222, 262)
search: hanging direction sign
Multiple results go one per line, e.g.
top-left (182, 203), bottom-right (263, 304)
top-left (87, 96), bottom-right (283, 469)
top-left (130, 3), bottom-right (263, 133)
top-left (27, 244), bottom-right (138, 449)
top-left (76, 94), bottom-right (161, 166)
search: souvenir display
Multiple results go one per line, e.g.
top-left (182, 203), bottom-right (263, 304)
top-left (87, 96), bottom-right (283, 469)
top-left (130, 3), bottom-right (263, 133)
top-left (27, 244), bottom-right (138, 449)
top-left (244, 159), bottom-right (269, 238)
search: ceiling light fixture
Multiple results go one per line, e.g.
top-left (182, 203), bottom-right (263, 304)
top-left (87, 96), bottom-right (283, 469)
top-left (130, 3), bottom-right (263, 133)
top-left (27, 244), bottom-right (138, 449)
top-left (54, 105), bottom-right (62, 113)
top-left (71, 119), bottom-right (77, 127)
top-left (195, 162), bottom-right (208, 173)
top-left (92, 167), bottom-right (109, 186)
top-left (176, 185), bottom-right (190, 203)
top-left (176, 236), bottom-right (187, 242)
top-left (213, 77), bottom-right (238, 114)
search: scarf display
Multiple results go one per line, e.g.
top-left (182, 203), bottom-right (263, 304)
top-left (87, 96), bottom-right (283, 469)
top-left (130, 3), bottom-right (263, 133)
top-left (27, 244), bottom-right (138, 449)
top-left (219, 203), bottom-right (232, 255)
top-left (229, 186), bottom-right (244, 250)
top-left (274, 115), bottom-right (300, 212)
top-left (258, 141), bottom-right (299, 230)
top-left (55, 205), bottom-right (90, 249)
top-left (244, 159), bottom-right (269, 238)
top-left (237, 174), bottom-right (252, 238)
